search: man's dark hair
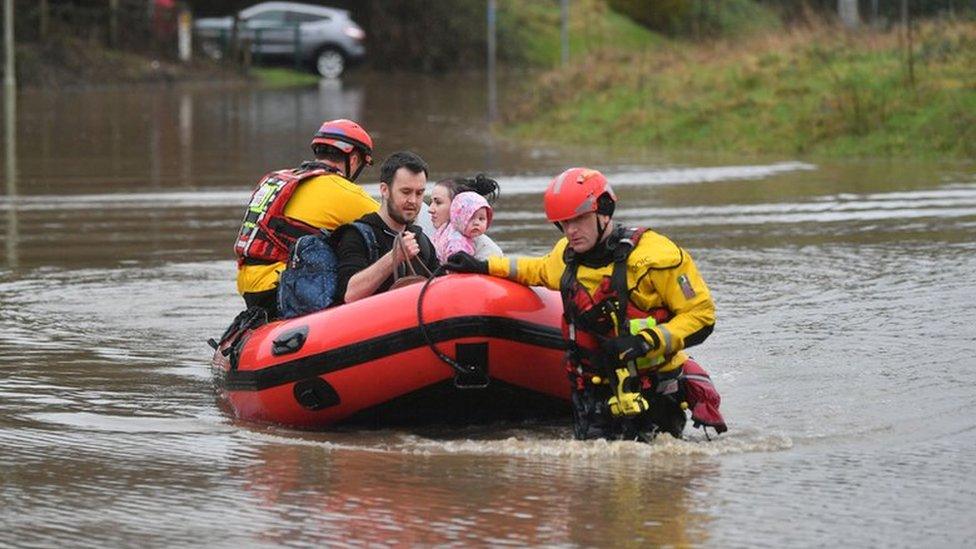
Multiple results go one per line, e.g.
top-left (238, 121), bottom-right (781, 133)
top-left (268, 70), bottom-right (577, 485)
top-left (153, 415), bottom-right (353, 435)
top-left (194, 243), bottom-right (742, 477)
top-left (380, 151), bottom-right (428, 186)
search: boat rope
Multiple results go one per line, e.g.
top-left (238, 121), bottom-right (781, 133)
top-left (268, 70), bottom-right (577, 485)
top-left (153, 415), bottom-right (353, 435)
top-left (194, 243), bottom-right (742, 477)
top-left (416, 266), bottom-right (481, 378)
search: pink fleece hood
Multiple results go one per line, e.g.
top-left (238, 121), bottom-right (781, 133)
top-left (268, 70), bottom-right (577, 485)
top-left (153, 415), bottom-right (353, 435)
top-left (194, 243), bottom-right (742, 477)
top-left (450, 192), bottom-right (492, 234)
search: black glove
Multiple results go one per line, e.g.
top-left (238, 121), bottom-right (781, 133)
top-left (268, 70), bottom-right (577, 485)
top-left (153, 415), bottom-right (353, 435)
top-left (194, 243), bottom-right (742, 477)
top-left (601, 333), bottom-right (653, 364)
top-left (444, 252), bottom-right (488, 274)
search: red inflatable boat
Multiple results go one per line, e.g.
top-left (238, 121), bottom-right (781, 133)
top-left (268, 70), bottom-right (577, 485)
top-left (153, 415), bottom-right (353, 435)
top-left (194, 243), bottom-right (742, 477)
top-left (211, 274), bottom-right (571, 428)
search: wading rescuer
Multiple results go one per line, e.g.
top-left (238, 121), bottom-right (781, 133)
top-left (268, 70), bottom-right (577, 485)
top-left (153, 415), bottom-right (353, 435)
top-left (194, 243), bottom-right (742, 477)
top-left (233, 119), bottom-right (379, 318)
top-left (445, 168), bottom-right (727, 441)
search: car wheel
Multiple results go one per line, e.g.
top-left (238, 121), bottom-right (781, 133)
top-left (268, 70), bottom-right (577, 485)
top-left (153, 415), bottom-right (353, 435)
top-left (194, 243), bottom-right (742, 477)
top-left (315, 48), bottom-right (345, 79)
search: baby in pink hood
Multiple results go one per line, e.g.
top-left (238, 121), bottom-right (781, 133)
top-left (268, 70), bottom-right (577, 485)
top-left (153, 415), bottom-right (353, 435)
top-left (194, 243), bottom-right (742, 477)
top-left (433, 191), bottom-right (493, 263)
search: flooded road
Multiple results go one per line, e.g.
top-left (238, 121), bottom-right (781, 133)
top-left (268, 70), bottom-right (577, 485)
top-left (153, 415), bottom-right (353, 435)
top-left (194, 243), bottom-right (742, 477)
top-left (2, 73), bottom-right (975, 547)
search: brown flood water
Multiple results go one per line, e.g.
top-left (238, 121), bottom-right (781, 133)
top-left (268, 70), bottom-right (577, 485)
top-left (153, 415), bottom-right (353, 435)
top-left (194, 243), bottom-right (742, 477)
top-left (1, 73), bottom-right (975, 547)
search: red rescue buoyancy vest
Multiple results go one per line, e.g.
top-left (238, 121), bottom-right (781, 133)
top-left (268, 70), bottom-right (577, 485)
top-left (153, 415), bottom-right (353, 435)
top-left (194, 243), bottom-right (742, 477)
top-left (559, 227), bottom-right (672, 372)
top-left (234, 162), bottom-right (340, 266)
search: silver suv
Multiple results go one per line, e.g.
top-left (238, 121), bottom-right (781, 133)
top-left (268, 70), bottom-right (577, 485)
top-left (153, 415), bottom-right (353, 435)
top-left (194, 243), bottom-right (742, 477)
top-left (194, 2), bottom-right (366, 78)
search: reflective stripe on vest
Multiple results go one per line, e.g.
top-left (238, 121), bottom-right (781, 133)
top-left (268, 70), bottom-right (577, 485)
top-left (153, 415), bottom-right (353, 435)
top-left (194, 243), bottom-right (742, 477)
top-left (629, 317), bottom-right (666, 369)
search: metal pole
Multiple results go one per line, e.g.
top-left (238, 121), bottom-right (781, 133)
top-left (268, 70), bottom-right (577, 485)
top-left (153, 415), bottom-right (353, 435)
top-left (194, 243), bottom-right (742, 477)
top-left (487, 0), bottom-right (497, 124)
top-left (560, 0), bottom-right (569, 66)
top-left (39, 0), bottom-right (49, 39)
top-left (903, 0), bottom-right (914, 89)
top-left (4, 0), bottom-right (16, 173)
top-left (254, 29), bottom-right (262, 65)
top-left (229, 15), bottom-right (240, 67)
top-left (4, 0), bottom-right (17, 267)
top-left (293, 24), bottom-right (301, 71)
top-left (178, 9), bottom-right (192, 63)
top-left (109, 0), bottom-right (119, 48)
top-left (3, 0), bottom-right (13, 91)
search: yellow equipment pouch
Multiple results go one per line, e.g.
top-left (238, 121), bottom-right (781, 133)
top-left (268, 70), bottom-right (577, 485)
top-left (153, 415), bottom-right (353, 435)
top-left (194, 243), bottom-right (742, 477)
top-left (607, 367), bottom-right (649, 417)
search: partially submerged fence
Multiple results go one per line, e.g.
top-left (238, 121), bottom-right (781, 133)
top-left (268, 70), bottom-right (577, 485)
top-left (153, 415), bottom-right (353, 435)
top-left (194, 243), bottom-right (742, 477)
top-left (197, 21), bottom-right (308, 72)
top-left (13, 0), bottom-right (189, 61)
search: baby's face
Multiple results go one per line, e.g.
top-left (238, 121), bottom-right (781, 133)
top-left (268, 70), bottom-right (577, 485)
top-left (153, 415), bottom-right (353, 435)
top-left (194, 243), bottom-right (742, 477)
top-left (464, 208), bottom-right (489, 238)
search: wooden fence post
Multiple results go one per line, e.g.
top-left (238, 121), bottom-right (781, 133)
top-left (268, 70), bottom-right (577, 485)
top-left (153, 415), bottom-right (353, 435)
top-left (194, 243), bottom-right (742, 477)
top-left (178, 9), bottom-right (192, 62)
top-left (229, 14), bottom-right (240, 68)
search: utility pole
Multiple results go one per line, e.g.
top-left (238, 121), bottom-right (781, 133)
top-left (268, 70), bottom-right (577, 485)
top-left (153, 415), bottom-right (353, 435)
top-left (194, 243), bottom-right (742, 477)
top-left (902, 0), bottom-right (915, 89)
top-left (4, 0), bottom-right (16, 190)
top-left (3, 0), bottom-right (13, 92)
top-left (487, 0), bottom-right (497, 124)
top-left (39, 0), bottom-right (49, 39)
top-left (4, 0), bottom-right (17, 268)
top-left (560, 0), bottom-right (569, 66)
top-left (109, 0), bottom-right (119, 48)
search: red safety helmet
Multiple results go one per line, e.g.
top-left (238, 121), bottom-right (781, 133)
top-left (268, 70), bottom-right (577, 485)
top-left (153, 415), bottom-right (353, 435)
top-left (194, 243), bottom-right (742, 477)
top-left (543, 167), bottom-right (617, 223)
top-left (310, 118), bottom-right (374, 163)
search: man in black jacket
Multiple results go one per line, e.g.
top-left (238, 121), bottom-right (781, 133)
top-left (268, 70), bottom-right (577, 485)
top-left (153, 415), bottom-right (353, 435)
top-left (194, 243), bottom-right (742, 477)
top-left (335, 151), bottom-right (439, 303)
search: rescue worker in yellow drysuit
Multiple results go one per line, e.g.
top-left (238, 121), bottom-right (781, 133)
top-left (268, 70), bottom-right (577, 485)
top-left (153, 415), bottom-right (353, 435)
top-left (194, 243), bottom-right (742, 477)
top-left (234, 119), bottom-right (380, 319)
top-left (445, 167), bottom-right (725, 441)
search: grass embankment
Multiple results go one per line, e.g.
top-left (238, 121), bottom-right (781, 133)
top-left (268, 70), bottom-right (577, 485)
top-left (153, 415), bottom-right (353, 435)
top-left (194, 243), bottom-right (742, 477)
top-left (507, 20), bottom-right (976, 159)
top-left (499, 0), bottom-right (666, 67)
top-left (11, 35), bottom-right (306, 88)
top-left (12, 37), bottom-right (240, 87)
top-left (250, 67), bottom-right (320, 87)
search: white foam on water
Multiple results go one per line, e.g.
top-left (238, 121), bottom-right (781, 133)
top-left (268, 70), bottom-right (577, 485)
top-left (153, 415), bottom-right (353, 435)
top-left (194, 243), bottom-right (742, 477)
top-left (615, 184), bottom-right (976, 227)
top-left (396, 431), bottom-right (793, 458)
top-left (240, 426), bottom-right (793, 459)
top-left (26, 412), bottom-right (237, 434)
top-left (0, 161), bottom-right (817, 211)
top-left (479, 161), bottom-right (817, 195)
top-left (0, 190), bottom-right (252, 211)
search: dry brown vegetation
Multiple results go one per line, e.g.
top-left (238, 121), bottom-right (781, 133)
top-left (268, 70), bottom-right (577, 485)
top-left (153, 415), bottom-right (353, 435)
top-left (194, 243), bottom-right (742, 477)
top-left (507, 19), bottom-right (976, 158)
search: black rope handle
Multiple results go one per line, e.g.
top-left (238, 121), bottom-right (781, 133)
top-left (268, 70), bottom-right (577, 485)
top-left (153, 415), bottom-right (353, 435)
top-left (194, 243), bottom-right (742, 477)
top-left (416, 265), bottom-right (478, 376)
top-left (391, 232), bottom-right (409, 284)
top-left (393, 231), bottom-right (435, 281)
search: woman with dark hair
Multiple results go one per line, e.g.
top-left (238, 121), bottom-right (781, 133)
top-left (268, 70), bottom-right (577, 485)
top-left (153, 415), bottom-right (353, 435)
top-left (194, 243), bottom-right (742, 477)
top-left (426, 174), bottom-right (504, 259)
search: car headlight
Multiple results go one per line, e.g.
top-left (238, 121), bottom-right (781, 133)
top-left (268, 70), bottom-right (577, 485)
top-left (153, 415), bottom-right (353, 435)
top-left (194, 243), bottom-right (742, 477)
top-left (343, 26), bottom-right (365, 40)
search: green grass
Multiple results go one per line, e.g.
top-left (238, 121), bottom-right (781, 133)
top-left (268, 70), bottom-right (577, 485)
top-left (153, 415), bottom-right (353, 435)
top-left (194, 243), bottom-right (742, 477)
top-left (498, 0), bottom-right (663, 67)
top-left (607, 0), bottom-right (781, 38)
top-left (251, 67), bottom-right (320, 88)
top-left (506, 20), bottom-right (976, 159)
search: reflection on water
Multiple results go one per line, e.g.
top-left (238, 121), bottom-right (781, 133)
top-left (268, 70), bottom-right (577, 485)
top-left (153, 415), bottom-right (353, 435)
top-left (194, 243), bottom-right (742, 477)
top-left (1, 77), bottom-right (975, 546)
top-left (3, 200), bottom-right (14, 267)
top-left (6, 77), bottom-right (366, 197)
top-left (233, 439), bottom-right (719, 546)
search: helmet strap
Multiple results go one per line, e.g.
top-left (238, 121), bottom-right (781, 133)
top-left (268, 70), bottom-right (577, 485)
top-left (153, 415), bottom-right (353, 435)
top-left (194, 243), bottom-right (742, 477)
top-left (596, 215), bottom-right (608, 242)
top-left (347, 152), bottom-right (366, 182)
